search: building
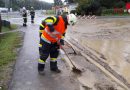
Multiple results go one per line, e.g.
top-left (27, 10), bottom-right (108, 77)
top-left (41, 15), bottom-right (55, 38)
top-left (52, 0), bottom-right (77, 15)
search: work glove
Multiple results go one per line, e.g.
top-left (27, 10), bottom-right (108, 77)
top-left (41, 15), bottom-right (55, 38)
top-left (60, 39), bottom-right (64, 45)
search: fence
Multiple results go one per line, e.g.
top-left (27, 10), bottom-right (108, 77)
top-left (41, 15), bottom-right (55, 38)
top-left (77, 15), bottom-right (97, 20)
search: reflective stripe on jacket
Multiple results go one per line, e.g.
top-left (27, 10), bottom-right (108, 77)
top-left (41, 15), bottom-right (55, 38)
top-left (41, 16), bottom-right (65, 43)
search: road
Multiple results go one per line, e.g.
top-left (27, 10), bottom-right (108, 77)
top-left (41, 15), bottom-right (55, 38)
top-left (5, 12), bottom-right (130, 90)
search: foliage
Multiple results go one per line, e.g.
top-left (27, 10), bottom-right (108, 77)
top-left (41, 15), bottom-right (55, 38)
top-left (54, 0), bottom-right (63, 6)
top-left (0, 0), bottom-right (4, 7)
top-left (102, 9), bottom-right (114, 15)
top-left (71, 0), bottom-right (130, 15)
top-left (0, 0), bottom-right (53, 11)
top-left (99, 0), bottom-right (116, 9)
top-left (65, 0), bottom-right (77, 3)
top-left (76, 0), bottom-right (101, 15)
top-left (102, 9), bottom-right (130, 16)
top-left (70, 10), bottom-right (77, 14)
top-left (114, 0), bottom-right (126, 8)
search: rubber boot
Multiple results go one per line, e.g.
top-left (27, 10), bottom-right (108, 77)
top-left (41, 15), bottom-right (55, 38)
top-left (31, 20), bottom-right (33, 23)
top-left (50, 61), bottom-right (61, 73)
top-left (23, 23), bottom-right (25, 26)
top-left (23, 23), bottom-right (27, 27)
top-left (38, 63), bottom-right (45, 74)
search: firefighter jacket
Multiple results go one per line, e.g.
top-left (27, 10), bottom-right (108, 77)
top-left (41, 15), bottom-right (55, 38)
top-left (39, 15), bottom-right (68, 43)
top-left (30, 10), bottom-right (35, 16)
top-left (22, 10), bottom-right (27, 18)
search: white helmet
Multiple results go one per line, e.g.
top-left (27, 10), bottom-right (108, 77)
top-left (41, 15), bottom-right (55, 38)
top-left (23, 7), bottom-right (26, 10)
top-left (67, 14), bottom-right (77, 25)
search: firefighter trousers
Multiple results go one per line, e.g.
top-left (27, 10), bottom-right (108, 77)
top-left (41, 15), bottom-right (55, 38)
top-left (38, 39), bottom-right (59, 71)
top-left (31, 15), bottom-right (34, 23)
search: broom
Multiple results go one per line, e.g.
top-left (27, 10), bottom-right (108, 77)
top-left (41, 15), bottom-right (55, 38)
top-left (58, 41), bottom-right (82, 74)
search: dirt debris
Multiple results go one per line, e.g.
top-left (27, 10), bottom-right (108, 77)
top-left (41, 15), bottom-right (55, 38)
top-left (65, 18), bottom-right (130, 90)
top-left (94, 83), bottom-right (116, 90)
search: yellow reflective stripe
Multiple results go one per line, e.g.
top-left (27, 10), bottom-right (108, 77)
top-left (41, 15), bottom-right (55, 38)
top-left (62, 36), bottom-right (64, 39)
top-left (39, 44), bottom-right (42, 47)
top-left (38, 59), bottom-right (45, 64)
top-left (45, 19), bottom-right (53, 23)
top-left (40, 24), bottom-right (45, 28)
top-left (42, 34), bottom-right (48, 40)
top-left (39, 30), bottom-right (43, 32)
top-left (50, 58), bottom-right (57, 61)
top-left (51, 16), bottom-right (57, 23)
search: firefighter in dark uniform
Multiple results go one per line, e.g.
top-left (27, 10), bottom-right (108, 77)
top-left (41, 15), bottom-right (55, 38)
top-left (22, 7), bottom-right (27, 26)
top-left (30, 7), bottom-right (35, 23)
top-left (38, 14), bottom-right (77, 74)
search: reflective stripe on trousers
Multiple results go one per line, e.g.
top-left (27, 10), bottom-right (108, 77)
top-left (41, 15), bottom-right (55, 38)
top-left (50, 58), bottom-right (57, 62)
top-left (38, 59), bottom-right (45, 64)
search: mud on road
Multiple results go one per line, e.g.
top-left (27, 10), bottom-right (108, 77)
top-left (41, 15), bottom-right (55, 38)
top-left (65, 17), bottom-right (130, 90)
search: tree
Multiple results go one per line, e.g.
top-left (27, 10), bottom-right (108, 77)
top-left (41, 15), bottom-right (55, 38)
top-left (54, 0), bottom-right (63, 6)
top-left (99, 0), bottom-right (116, 9)
top-left (114, 0), bottom-right (126, 8)
top-left (0, 0), bottom-right (53, 10)
top-left (76, 0), bottom-right (101, 15)
top-left (67, 0), bottom-right (75, 3)
top-left (0, 0), bottom-right (5, 7)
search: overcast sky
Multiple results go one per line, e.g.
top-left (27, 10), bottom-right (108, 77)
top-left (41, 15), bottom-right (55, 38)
top-left (39, 0), bottom-right (65, 3)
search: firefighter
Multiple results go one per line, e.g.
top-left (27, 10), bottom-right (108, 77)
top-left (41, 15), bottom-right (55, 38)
top-left (30, 7), bottom-right (35, 23)
top-left (22, 7), bottom-right (27, 26)
top-left (38, 14), bottom-right (77, 74)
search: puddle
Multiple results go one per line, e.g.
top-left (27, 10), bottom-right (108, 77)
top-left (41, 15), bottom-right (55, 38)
top-left (81, 39), bottom-right (130, 84)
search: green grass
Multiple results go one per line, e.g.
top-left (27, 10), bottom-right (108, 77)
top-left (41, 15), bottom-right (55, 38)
top-left (0, 25), bottom-right (22, 90)
top-left (46, 10), bottom-right (55, 15)
top-left (0, 32), bottom-right (21, 67)
top-left (10, 24), bottom-right (18, 30)
top-left (1, 27), bottom-right (10, 32)
top-left (2, 24), bottom-right (18, 32)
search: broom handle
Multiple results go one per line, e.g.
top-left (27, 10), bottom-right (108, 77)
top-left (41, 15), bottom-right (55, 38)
top-left (57, 41), bottom-right (76, 68)
top-left (50, 31), bottom-right (77, 68)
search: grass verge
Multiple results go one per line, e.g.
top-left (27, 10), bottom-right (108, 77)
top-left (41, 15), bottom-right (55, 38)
top-left (2, 24), bottom-right (18, 32)
top-left (0, 26), bottom-right (22, 90)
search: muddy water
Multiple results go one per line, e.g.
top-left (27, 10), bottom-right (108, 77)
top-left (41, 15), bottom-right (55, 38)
top-left (68, 18), bottom-right (130, 84)
top-left (81, 40), bottom-right (130, 83)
